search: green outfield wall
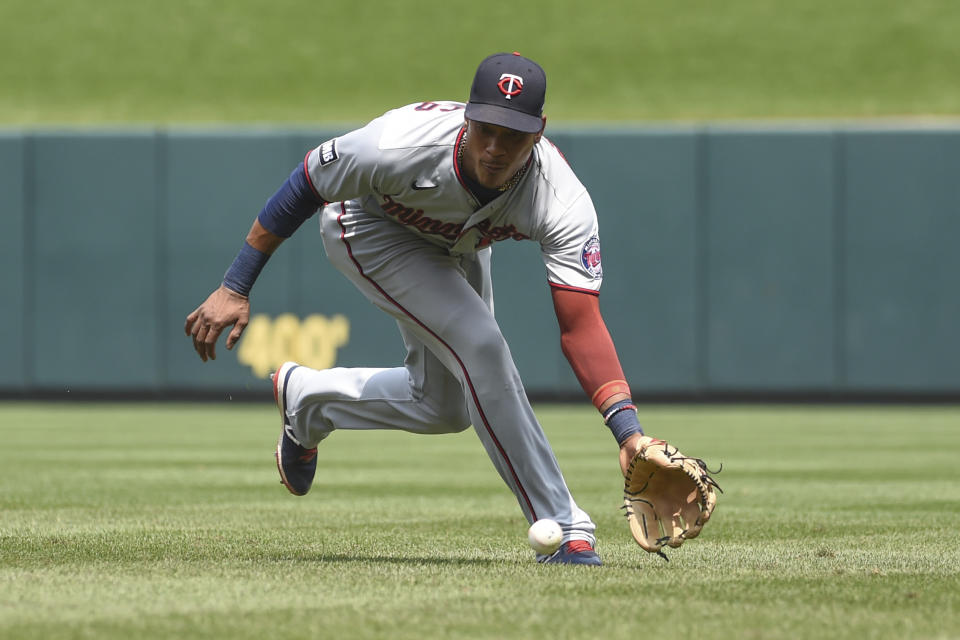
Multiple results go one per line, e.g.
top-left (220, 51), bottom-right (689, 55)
top-left (1, 127), bottom-right (957, 398)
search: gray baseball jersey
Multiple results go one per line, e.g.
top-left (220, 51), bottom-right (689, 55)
top-left (304, 101), bottom-right (604, 292)
top-left (281, 101), bottom-right (601, 548)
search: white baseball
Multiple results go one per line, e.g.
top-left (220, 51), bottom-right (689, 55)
top-left (527, 518), bottom-right (563, 554)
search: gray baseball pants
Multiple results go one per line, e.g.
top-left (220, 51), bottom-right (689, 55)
top-left (280, 200), bottom-right (596, 544)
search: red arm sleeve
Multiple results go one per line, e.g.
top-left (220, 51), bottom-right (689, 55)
top-left (551, 286), bottom-right (631, 409)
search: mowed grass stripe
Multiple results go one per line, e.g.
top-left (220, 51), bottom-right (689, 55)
top-left (1, 0), bottom-right (958, 123)
top-left (1, 403), bottom-right (958, 639)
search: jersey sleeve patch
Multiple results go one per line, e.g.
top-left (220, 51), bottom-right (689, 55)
top-left (318, 139), bottom-right (339, 166)
top-left (580, 235), bottom-right (603, 279)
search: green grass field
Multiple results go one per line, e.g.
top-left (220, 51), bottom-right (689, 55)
top-left (2, 0), bottom-right (958, 124)
top-left (1, 403), bottom-right (958, 639)
top-left (2, 4), bottom-right (959, 636)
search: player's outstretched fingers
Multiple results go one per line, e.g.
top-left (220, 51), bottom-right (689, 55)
top-left (186, 308), bottom-right (213, 360)
top-left (202, 324), bottom-right (223, 361)
top-left (225, 317), bottom-right (248, 351)
top-left (190, 322), bottom-right (211, 361)
top-left (184, 308), bottom-right (201, 337)
top-left (192, 318), bottom-right (223, 362)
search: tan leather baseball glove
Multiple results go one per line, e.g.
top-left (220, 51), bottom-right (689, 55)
top-left (622, 436), bottom-right (721, 558)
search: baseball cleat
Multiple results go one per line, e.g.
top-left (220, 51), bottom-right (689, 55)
top-left (540, 540), bottom-right (602, 566)
top-left (273, 362), bottom-right (317, 496)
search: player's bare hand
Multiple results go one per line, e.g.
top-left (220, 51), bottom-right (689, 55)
top-left (184, 285), bottom-right (251, 362)
top-left (618, 432), bottom-right (645, 477)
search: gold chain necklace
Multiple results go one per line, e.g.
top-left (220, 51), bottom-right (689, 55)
top-left (457, 130), bottom-right (530, 192)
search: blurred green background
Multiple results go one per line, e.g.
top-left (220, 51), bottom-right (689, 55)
top-left (2, 0), bottom-right (958, 125)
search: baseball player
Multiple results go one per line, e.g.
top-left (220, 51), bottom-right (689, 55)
top-left (185, 53), bottom-right (652, 566)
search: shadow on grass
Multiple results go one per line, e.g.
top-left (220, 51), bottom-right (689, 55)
top-left (266, 551), bottom-right (515, 567)
top-left (264, 551), bottom-right (650, 569)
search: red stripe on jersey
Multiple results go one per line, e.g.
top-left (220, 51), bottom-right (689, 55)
top-left (549, 282), bottom-right (600, 296)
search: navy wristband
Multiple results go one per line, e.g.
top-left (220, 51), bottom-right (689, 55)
top-left (603, 399), bottom-right (643, 445)
top-left (222, 242), bottom-right (270, 297)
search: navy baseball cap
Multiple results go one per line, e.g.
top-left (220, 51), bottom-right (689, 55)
top-left (465, 52), bottom-right (546, 133)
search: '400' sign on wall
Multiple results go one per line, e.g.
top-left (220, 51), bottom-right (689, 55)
top-left (237, 314), bottom-right (350, 378)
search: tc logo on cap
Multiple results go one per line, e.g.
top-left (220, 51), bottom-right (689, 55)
top-left (497, 73), bottom-right (523, 100)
